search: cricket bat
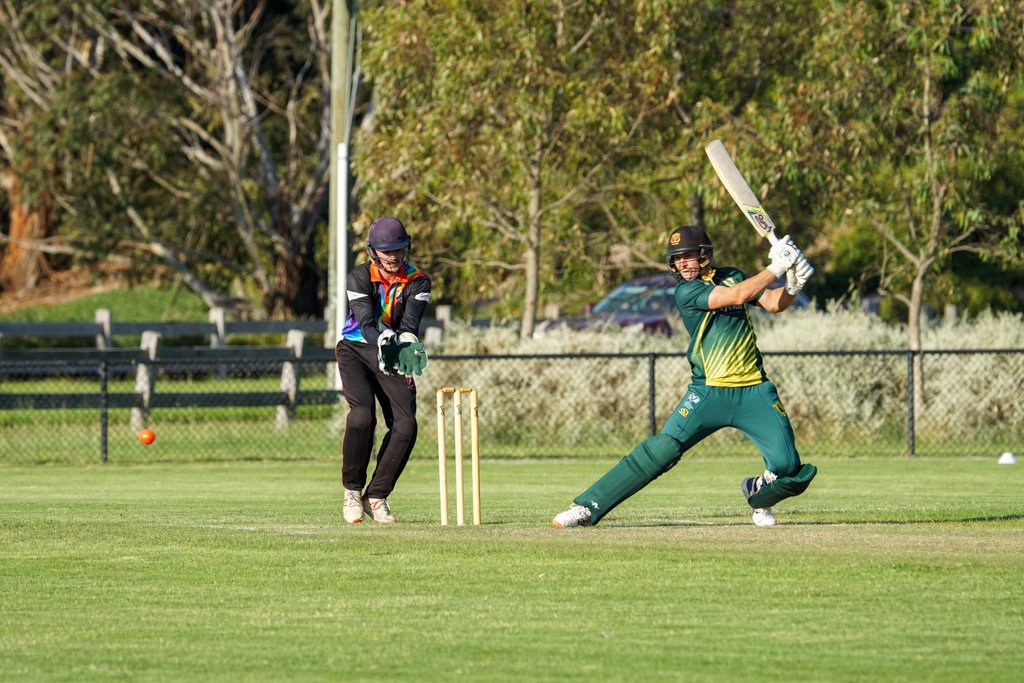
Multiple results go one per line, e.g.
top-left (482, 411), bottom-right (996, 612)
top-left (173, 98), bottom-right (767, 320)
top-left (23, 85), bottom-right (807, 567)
top-left (705, 139), bottom-right (779, 245)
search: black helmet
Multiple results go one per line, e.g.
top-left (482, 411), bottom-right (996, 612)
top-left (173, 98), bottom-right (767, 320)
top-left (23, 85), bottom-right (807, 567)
top-left (366, 216), bottom-right (412, 252)
top-left (665, 225), bottom-right (713, 276)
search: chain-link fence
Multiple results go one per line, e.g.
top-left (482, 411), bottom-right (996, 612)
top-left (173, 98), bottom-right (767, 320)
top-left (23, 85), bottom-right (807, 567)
top-left (1, 349), bottom-right (1021, 465)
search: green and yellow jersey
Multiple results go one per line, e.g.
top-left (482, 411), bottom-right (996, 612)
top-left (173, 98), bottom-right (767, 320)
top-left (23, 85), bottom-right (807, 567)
top-left (673, 266), bottom-right (766, 387)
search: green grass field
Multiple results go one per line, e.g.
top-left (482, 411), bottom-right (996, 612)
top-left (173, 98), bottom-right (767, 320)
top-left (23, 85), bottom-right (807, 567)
top-left (0, 283), bottom-right (209, 324)
top-left (2, 457), bottom-right (1023, 682)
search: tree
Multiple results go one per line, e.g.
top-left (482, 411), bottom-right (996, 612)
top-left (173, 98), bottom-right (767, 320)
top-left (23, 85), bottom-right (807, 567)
top-left (358, 0), bottom-right (686, 337)
top-left (638, 2), bottom-right (824, 276)
top-left (74, 0), bottom-right (337, 317)
top-left (0, 2), bottom-right (83, 293)
top-left (782, 1), bottom-right (1023, 414)
top-left (0, 1), bottom-right (336, 317)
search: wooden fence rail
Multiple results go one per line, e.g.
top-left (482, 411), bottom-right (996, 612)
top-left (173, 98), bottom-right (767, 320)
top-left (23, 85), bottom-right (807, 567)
top-left (0, 335), bottom-right (343, 462)
top-left (0, 307), bottom-right (445, 349)
top-left (0, 307), bottom-right (329, 349)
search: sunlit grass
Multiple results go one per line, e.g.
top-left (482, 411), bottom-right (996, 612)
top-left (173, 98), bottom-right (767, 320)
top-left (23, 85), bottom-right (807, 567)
top-left (1, 458), bottom-right (1022, 682)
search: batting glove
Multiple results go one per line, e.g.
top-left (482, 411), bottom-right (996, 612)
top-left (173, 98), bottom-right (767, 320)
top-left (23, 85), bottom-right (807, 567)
top-left (768, 235), bottom-right (801, 278)
top-left (785, 257), bottom-right (814, 295)
top-left (785, 269), bottom-right (802, 295)
top-left (779, 235), bottom-right (805, 260)
top-left (795, 257), bottom-right (814, 286)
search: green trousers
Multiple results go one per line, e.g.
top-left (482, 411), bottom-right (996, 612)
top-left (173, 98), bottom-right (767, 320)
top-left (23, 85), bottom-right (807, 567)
top-left (574, 381), bottom-right (802, 524)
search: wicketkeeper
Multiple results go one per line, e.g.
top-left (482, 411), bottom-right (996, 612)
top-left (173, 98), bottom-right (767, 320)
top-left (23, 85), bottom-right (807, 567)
top-left (336, 217), bottom-right (431, 524)
top-left (554, 225), bottom-right (816, 528)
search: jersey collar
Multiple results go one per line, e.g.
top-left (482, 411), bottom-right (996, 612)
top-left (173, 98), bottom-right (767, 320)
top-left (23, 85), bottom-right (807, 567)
top-left (370, 261), bottom-right (424, 285)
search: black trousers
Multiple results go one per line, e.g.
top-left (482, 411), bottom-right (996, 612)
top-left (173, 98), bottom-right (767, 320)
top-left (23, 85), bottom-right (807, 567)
top-left (335, 340), bottom-right (418, 498)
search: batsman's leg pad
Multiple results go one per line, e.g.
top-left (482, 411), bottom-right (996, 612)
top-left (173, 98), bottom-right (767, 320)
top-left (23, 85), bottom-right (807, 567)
top-left (631, 434), bottom-right (684, 479)
top-left (574, 434), bottom-right (683, 525)
top-left (747, 463), bottom-right (817, 508)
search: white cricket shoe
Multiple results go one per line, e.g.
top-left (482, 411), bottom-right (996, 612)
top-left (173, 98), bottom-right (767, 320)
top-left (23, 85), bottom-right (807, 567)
top-left (751, 507), bottom-right (777, 527)
top-left (363, 496), bottom-right (396, 523)
top-left (343, 488), bottom-right (364, 524)
top-left (552, 503), bottom-right (593, 528)
top-left (743, 471), bottom-right (779, 526)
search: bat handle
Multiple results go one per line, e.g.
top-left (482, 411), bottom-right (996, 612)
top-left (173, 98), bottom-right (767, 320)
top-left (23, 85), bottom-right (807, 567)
top-left (767, 232), bottom-right (780, 245)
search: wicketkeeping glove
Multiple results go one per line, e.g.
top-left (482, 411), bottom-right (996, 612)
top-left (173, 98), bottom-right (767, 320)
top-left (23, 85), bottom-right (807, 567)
top-left (396, 332), bottom-right (428, 376)
top-left (376, 330), bottom-right (401, 375)
top-left (768, 235), bottom-right (802, 278)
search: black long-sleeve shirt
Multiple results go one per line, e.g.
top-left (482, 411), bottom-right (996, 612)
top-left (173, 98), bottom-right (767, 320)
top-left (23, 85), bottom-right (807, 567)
top-left (340, 261), bottom-right (432, 345)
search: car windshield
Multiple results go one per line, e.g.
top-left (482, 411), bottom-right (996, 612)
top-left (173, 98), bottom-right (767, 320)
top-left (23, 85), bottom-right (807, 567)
top-left (592, 280), bottom-right (676, 315)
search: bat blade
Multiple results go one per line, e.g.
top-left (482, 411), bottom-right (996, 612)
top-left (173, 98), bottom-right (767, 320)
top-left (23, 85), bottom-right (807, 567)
top-left (705, 139), bottom-right (779, 245)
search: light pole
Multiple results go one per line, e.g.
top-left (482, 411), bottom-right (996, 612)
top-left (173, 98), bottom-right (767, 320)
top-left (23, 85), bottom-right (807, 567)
top-left (328, 0), bottom-right (358, 352)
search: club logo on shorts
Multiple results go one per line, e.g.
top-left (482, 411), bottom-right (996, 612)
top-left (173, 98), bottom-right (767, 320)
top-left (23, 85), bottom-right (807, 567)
top-left (773, 401), bottom-right (787, 416)
top-left (680, 392), bottom-right (701, 415)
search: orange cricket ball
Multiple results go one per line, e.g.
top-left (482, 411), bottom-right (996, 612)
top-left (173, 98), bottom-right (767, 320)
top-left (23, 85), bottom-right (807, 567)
top-left (138, 428), bottom-right (156, 445)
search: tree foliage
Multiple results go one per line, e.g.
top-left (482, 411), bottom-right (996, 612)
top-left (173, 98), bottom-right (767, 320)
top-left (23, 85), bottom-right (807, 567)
top-left (358, 0), bottom-right (690, 336)
top-left (3, 0), bottom-right (334, 318)
top-left (784, 1), bottom-right (1024, 329)
top-left (1, 0), bottom-right (1021, 332)
top-left (356, 1), bottom-right (855, 336)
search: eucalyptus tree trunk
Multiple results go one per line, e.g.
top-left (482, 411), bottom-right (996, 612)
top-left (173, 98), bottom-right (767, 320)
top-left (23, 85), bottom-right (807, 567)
top-left (0, 173), bottom-right (51, 293)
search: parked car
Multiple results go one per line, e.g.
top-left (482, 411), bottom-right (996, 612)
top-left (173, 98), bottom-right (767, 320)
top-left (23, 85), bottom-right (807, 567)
top-left (547, 273), bottom-right (679, 336)
top-left (550, 271), bottom-right (809, 336)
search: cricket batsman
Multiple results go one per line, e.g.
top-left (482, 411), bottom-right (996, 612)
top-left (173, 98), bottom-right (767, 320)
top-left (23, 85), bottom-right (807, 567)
top-left (553, 225), bottom-right (816, 528)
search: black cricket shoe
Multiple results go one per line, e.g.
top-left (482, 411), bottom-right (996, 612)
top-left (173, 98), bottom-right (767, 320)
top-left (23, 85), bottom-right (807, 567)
top-left (741, 476), bottom-right (762, 501)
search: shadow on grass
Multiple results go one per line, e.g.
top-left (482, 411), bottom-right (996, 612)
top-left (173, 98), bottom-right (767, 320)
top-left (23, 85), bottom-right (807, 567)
top-left (619, 512), bottom-right (1024, 527)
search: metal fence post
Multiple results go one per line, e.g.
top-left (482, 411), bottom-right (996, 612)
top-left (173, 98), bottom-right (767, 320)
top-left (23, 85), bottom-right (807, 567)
top-left (99, 359), bottom-right (109, 463)
top-left (907, 350), bottom-right (916, 457)
top-left (648, 353), bottom-right (657, 436)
